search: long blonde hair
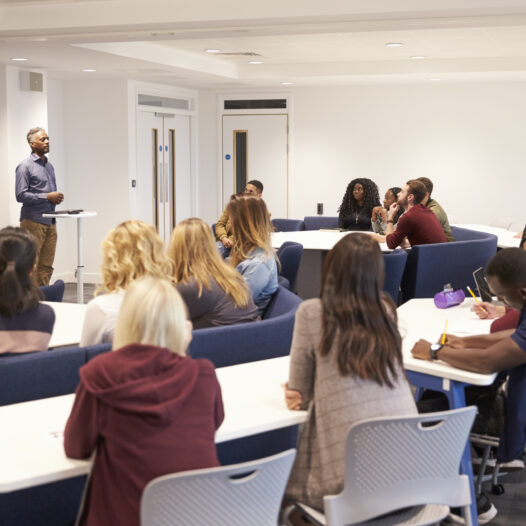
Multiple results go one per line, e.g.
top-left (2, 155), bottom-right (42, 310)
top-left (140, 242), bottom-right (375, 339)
top-left (97, 219), bottom-right (173, 295)
top-left (227, 195), bottom-right (276, 267)
top-left (113, 276), bottom-right (189, 355)
top-left (168, 218), bottom-right (251, 308)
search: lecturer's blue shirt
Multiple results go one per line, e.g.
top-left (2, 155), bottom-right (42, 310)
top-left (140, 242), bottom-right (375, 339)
top-left (15, 153), bottom-right (57, 226)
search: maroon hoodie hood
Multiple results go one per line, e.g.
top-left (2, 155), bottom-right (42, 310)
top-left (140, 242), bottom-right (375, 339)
top-left (79, 343), bottom-right (200, 425)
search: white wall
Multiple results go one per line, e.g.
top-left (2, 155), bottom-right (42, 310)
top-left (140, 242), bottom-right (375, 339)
top-left (290, 83), bottom-right (526, 231)
top-left (60, 78), bottom-right (130, 281)
top-left (0, 65), bottom-right (48, 227)
top-left (196, 82), bottom-right (526, 233)
top-left (196, 90), bottom-right (219, 224)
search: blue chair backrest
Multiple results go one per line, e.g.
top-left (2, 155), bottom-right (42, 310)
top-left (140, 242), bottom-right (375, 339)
top-left (0, 347), bottom-right (85, 406)
top-left (276, 242), bottom-right (304, 293)
top-left (188, 286), bottom-right (302, 368)
top-left (304, 216), bottom-right (339, 230)
top-left (400, 231), bottom-right (497, 303)
top-left (39, 279), bottom-right (65, 302)
top-left (382, 250), bottom-right (408, 304)
top-left (272, 218), bottom-right (305, 232)
top-left (211, 223), bottom-right (216, 237)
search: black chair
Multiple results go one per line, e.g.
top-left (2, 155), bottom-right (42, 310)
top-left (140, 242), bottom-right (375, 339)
top-left (276, 242), bottom-right (304, 294)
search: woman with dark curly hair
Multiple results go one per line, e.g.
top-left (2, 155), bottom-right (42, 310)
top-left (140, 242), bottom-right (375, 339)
top-left (338, 178), bottom-right (381, 231)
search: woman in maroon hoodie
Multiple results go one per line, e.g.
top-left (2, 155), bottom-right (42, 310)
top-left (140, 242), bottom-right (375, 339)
top-left (64, 276), bottom-right (224, 526)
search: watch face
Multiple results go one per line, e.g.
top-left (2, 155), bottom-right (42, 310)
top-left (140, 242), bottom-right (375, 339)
top-left (431, 343), bottom-right (441, 351)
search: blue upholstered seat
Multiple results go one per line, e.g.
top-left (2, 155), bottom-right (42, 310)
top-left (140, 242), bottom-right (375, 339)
top-left (276, 241), bottom-right (304, 293)
top-left (0, 347), bottom-right (85, 406)
top-left (272, 218), bottom-right (305, 232)
top-left (39, 279), bottom-right (65, 302)
top-left (382, 250), bottom-right (408, 305)
top-left (303, 216), bottom-right (339, 230)
top-left (188, 286), bottom-right (302, 368)
top-left (400, 228), bottom-right (498, 303)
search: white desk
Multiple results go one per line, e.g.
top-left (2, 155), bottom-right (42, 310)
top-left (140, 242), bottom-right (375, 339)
top-left (43, 211), bottom-right (97, 303)
top-left (0, 356), bottom-right (304, 493)
top-left (453, 223), bottom-right (520, 249)
top-left (272, 230), bottom-right (391, 298)
top-left (398, 297), bottom-right (495, 386)
top-left (47, 302), bottom-right (87, 349)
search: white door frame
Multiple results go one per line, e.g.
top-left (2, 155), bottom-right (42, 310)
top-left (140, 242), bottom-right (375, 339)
top-left (128, 81), bottom-right (197, 222)
top-left (217, 92), bottom-right (293, 218)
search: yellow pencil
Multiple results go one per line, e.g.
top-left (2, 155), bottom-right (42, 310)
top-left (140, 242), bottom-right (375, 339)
top-left (466, 286), bottom-right (488, 314)
top-left (441, 319), bottom-right (448, 345)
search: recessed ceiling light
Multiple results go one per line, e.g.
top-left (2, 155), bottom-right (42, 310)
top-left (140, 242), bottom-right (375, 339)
top-left (386, 43), bottom-right (404, 47)
top-left (205, 49), bottom-right (221, 53)
top-left (249, 60), bottom-right (262, 64)
top-left (82, 69), bottom-right (96, 72)
top-left (281, 82), bottom-right (294, 85)
top-left (430, 78), bottom-right (441, 81)
top-left (10, 57), bottom-right (28, 61)
top-left (411, 56), bottom-right (426, 60)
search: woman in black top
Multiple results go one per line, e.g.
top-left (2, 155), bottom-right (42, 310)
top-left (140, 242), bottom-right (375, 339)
top-left (338, 178), bottom-right (381, 231)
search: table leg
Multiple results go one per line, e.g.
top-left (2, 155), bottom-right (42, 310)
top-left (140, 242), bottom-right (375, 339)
top-left (446, 384), bottom-right (478, 526)
top-left (406, 372), bottom-right (478, 526)
top-left (76, 217), bottom-right (83, 304)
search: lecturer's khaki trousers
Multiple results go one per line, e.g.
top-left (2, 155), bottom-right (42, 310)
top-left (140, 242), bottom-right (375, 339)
top-left (21, 219), bottom-right (57, 286)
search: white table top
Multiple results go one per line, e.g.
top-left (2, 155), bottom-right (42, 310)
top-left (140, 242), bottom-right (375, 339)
top-left (0, 356), bottom-right (304, 493)
top-left (43, 211), bottom-right (97, 219)
top-left (398, 298), bottom-right (496, 386)
top-left (272, 230), bottom-right (391, 252)
top-left (453, 223), bottom-right (520, 249)
top-left (0, 298), bottom-right (498, 493)
top-left (47, 301), bottom-right (87, 349)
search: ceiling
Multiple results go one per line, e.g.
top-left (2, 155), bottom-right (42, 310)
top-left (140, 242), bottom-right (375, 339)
top-left (3, 0), bottom-right (526, 88)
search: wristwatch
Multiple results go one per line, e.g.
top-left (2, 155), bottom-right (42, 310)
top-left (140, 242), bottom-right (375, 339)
top-left (430, 343), bottom-right (443, 360)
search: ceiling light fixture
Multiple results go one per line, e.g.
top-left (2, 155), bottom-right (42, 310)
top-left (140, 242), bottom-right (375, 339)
top-left (249, 60), bottom-right (262, 64)
top-left (205, 49), bottom-right (221, 53)
top-left (411, 56), bottom-right (426, 60)
top-left (10, 57), bottom-right (28, 61)
top-left (82, 69), bottom-right (96, 72)
top-left (386, 43), bottom-right (404, 47)
top-left (281, 82), bottom-right (294, 85)
top-left (430, 78), bottom-right (441, 81)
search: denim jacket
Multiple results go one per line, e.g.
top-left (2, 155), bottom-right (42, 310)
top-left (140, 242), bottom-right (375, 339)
top-left (236, 247), bottom-right (278, 314)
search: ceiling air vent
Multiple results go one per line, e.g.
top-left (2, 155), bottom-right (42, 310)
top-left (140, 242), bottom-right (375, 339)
top-left (224, 99), bottom-right (287, 110)
top-left (217, 52), bottom-right (261, 57)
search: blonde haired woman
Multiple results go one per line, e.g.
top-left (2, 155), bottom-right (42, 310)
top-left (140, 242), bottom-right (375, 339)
top-left (169, 218), bottom-right (259, 328)
top-left (65, 277), bottom-right (224, 526)
top-left (227, 195), bottom-right (278, 313)
top-left (80, 220), bottom-right (172, 346)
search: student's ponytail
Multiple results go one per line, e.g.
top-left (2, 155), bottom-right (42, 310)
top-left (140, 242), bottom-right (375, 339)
top-left (0, 228), bottom-right (41, 317)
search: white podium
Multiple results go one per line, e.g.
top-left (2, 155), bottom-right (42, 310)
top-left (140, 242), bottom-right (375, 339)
top-left (43, 211), bottom-right (97, 304)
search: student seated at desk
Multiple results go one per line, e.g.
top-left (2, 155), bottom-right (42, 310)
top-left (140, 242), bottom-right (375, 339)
top-left (0, 226), bottom-right (55, 354)
top-left (371, 186), bottom-right (403, 235)
top-left (412, 248), bottom-right (526, 522)
top-left (338, 177), bottom-right (381, 231)
top-left (227, 194), bottom-right (278, 314)
top-left (169, 217), bottom-right (259, 328)
top-left (284, 234), bottom-right (416, 512)
top-left (64, 277), bottom-right (224, 526)
top-left (80, 220), bottom-right (172, 346)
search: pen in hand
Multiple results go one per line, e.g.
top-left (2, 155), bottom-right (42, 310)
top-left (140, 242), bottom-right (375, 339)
top-left (441, 319), bottom-right (448, 345)
top-left (466, 286), bottom-right (488, 314)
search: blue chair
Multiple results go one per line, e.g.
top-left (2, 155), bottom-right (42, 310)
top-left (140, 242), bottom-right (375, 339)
top-left (276, 241), bottom-right (304, 293)
top-left (272, 218), bottom-right (305, 232)
top-left (400, 229), bottom-right (497, 303)
top-left (0, 346), bottom-right (85, 406)
top-left (303, 216), bottom-right (339, 230)
top-left (39, 279), bottom-right (65, 302)
top-left (382, 250), bottom-right (407, 304)
top-left (189, 286), bottom-right (302, 368)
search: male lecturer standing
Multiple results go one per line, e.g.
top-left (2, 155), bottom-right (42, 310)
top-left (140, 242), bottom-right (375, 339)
top-left (15, 127), bottom-right (64, 286)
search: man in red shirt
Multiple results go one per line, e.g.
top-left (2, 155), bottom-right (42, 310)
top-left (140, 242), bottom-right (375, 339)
top-left (372, 179), bottom-right (447, 249)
